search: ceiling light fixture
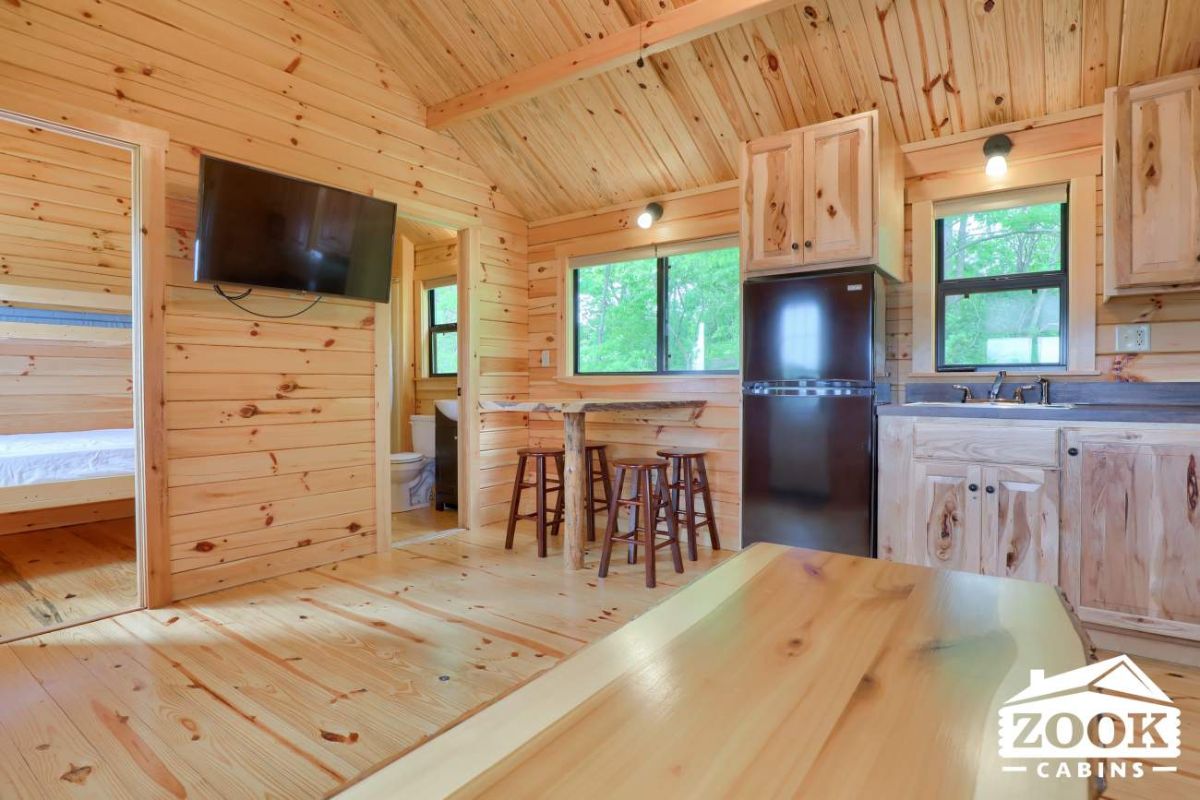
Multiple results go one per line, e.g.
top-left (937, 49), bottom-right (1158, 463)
top-left (636, 202), bottom-right (663, 229)
top-left (983, 133), bottom-right (1013, 178)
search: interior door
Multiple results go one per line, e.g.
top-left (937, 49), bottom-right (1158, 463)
top-left (1064, 430), bottom-right (1200, 639)
top-left (982, 465), bottom-right (1059, 584)
top-left (909, 460), bottom-right (982, 573)
top-left (801, 116), bottom-right (873, 265)
top-left (741, 131), bottom-right (801, 272)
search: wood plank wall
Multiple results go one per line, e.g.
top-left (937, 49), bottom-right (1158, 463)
top-left (1, 0), bottom-right (527, 598)
top-left (887, 113), bottom-right (1200, 398)
top-left (527, 186), bottom-right (743, 544)
top-left (412, 239), bottom-right (458, 417)
top-left (0, 119), bottom-right (134, 434)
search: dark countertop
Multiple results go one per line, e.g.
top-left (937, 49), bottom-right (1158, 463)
top-left (878, 402), bottom-right (1200, 424)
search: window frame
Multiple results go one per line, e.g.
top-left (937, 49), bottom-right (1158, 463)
top-left (934, 196), bottom-right (1070, 372)
top-left (570, 242), bottom-right (740, 377)
top-left (426, 283), bottom-right (458, 378)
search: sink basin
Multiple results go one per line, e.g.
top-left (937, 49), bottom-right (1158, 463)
top-left (906, 401), bottom-right (1076, 410)
top-left (434, 398), bottom-right (460, 421)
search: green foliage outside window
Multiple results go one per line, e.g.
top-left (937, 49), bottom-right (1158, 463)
top-left (938, 202), bottom-right (1066, 369)
top-left (429, 284), bottom-right (458, 376)
top-left (574, 246), bottom-right (740, 374)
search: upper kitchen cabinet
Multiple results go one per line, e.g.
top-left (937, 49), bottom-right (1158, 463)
top-left (740, 130), bottom-right (802, 272)
top-left (740, 110), bottom-right (903, 280)
top-left (1104, 68), bottom-right (1200, 297)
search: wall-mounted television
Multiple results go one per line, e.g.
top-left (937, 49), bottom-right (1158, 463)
top-left (194, 156), bottom-right (396, 303)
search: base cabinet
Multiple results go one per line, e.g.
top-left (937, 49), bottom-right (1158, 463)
top-left (1062, 429), bottom-right (1200, 642)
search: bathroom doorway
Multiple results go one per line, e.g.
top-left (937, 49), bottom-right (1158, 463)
top-left (388, 217), bottom-right (463, 544)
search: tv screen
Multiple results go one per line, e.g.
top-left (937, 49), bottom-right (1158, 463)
top-left (194, 156), bottom-right (396, 303)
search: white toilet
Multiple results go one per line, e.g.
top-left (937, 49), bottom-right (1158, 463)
top-left (391, 414), bottom-right (436, 512)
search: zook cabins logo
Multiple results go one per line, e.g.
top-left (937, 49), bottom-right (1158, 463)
top-left (998, 654), bottom-right (1180, 781)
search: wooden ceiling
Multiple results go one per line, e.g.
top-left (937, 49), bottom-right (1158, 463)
top-left (338, 0), bottom-right (1200, 221)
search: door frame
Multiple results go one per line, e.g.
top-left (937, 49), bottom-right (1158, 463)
top-left (0, 93), bottom-right (171, 607)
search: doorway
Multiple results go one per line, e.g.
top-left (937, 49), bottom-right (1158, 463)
top-left (388, 217), bottom-right (464, 544)
top-left (0, 109), bottom-right (151, 640)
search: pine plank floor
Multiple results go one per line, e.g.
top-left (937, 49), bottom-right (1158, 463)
top-left (391, 505), bottom-right (460, 543)
top-left (0, 524), bottom-right (728, 797)
top-left (0, 517), bottom-right (137, 644)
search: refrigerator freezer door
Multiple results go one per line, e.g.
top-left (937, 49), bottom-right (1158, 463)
top-left (741, 392), bottom-right (874, 556)
top-left (742, 271), bottom-right (875, 382)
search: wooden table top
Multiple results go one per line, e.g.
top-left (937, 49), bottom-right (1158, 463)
top-left (337, 544), bottom-right (1091, 799)
top-left (478, 398), bottom-right (706, 414)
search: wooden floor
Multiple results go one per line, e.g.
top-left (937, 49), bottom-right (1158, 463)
top-left (0, 517), bottom-right (137, 644)
top-left (0, 524), bottom-right (728, 798)
top-left (1101, 650), bottom-right (1200, 800)
top-left (391, 504), bottom-right (460, 543)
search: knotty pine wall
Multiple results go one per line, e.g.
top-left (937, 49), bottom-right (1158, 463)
top-left (412, 239), bottom-right (458, 417)
top-left (2, 0), bottom-right (527, 598)
top-left (528, 186), bottom-right (743, 545)
top-left (888, 112), bottom-right (1200, 399)
top-left (0, 119), bottom-right (134, 434)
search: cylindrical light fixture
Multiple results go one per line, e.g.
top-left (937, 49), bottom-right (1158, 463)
top-left (983, 134), bottom-right (1013, 177)
top-left (636, 202), bottom-right (663, 229)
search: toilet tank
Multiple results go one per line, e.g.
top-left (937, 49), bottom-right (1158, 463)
top-left (410, 414), bottom-right (436, 457)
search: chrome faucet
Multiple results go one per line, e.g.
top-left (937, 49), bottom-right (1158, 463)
top-left (951, 384), bottom-right (974, 403)
top-left (1036, 376), bottom-right (1051, 405)
top-left (988, 370), bottom-right (1007, 402)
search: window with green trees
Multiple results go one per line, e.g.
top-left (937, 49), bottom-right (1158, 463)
top-left (573, 245), bottom-right (740, 375)
top-left (428, 283), bottom-right (457, 376)
top-left (936, 195), bottom-right (1067, 370)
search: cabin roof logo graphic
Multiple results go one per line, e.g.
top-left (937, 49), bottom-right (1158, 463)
top-left (998, 654), bottom-right (1181, 762)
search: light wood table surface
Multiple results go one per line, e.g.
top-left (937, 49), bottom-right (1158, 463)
top-left (479, 398), bottom-right (706, 569)
top-left (337, 544), bottom-right (1092, 799)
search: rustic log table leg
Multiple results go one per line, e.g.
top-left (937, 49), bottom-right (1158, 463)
top-left (562, 411), bottom-right (586, 569)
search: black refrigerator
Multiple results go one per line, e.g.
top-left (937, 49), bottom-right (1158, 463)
top-left (741, 268), bottom-right (886, 557)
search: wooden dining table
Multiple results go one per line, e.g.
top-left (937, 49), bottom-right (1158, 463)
top-left (337, 543), bottom-right (1093, 799)
top-left (478, 398), bottom-right (707, 569)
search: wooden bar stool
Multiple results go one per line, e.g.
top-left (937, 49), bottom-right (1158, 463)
top-left (504, 447), bottom-right (565, 558)
top-left (657, 449), bottom-right (720, 561)
top-left (585, 443), bottom-right (612, 542)
top-left (599, 457), bottom-right (683, 588)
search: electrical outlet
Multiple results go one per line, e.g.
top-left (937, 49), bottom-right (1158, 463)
top-left (540, 349), bottom-right (551, 367)
top-left (1115, 323), bottom-right (1151, 353)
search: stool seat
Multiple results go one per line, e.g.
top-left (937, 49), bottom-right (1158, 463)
top-left (611, 457), bottom-right (669, 469)
top-left (518, 447), bottom-right (565, 457)
top-left (656, 448), bottom-right (707, 458)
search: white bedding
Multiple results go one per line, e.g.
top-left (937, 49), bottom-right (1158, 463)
top-left (0, 429), bottom-right (135, 488)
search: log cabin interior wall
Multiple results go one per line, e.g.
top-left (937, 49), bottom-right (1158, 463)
top-left (0, 121), bottom-right (133, 435)
top-left (528, 184), bottom-right (742, 544)
top-left (1, 0), bottom-right (527, 599)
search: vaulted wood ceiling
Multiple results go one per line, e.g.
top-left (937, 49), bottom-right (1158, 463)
top-left (337, 0), bottom-right (1200, 220)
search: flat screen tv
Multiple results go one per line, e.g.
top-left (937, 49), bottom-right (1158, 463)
top-left (194, 156), bottom-right (396, 303)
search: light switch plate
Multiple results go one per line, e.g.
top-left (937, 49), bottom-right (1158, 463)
top-left (1114, 323), bottom-right (1151, 352)
top-left (540, 349), bottom-right (551, 367)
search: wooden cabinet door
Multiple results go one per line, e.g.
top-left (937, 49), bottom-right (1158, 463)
top-left (1108, 73), bottom-right (1200, 289)
top-left (981, 465), bottom-right (1059, 585)
top-left (801, 116), bottom-right (874, 265)
top-left (740, 131), bottom-right (801, 272)
top-left (909, 460), bottom-right (982, 573)
top-left (1062, 430), bottom-right (1200, 641)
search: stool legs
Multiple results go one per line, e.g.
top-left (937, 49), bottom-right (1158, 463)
top-left (598, 462), bottom-right (682, 589)
top-left (534, 455), bottom-right (548, 558)
top-left (504, 453), bottom-right (528, 550)
top-left (658, 464), bottom-right (684, 575)
top-left (598, 466), bottom-right (625, 579)
top-left (696, 457), bottom-right (720, 551)
top-left (683, 457), bottom-right (698, 560)
top-left (551, 453), bottom-right (565, 539)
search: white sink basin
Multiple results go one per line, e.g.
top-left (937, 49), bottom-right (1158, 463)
top-left (906, 401), bottom-right (1076, 410)
top-left (435, 398), bottom-right (460, 421)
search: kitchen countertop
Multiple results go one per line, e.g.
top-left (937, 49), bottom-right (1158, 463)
top-left (878, 402), bottom-right (1200, 424)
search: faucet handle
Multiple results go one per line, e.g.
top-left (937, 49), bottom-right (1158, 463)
top-left (951, 384), bottom-right (974, 402)
top-left (1013, 384), bottom-right (1038, 404)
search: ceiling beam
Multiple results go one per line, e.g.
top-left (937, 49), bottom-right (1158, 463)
top-left (426, 0), bottom-right (797, 130)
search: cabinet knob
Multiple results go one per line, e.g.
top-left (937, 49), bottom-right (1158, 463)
top-left (1067, 447), bottom-right (1079, 456)
top-left (985, 486), bottom-right (996, 494)
top-left (791, 242), bottom-right (799, 251)
top-left (968, 483), bottom-right (979, 492)
top-left (803, 240), bottom-right (813, 248)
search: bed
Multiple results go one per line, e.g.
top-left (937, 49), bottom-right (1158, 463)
top-left (0, 428), bottom-right (135, 515)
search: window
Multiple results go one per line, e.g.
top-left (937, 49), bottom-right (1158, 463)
top-left (572, 243), bottom-right (740, 375)
top-left (935, 187), bottom-right (1068, 371)
top-left (427, 283), bottom-right (457, 376)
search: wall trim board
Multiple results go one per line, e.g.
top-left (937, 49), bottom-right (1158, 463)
top-left (0, 90), bottom-right (171, 608)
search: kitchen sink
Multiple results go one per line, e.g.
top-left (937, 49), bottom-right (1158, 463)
top-left (905, 401), bottom-right (1077, 410)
